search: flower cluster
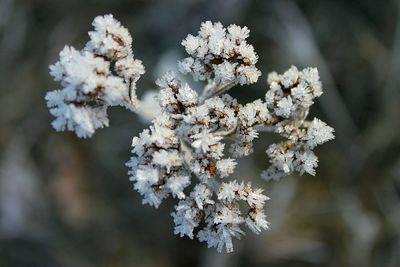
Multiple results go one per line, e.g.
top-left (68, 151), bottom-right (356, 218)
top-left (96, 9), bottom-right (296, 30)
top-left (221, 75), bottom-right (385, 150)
top-left (127, 70), bottom-right (270, 252)
top-left (45, 15), bottom-right (145, 138)
top-left (178, 21), bottom-right (261, 100)
top-left (127, 113), bottom-right (190, 207)
top-left (46, 15), bottom-right (335, 252)
top-left (172, 181), bottom-right (269, 253)
top-left (261, 66), bottom-right (335, 181)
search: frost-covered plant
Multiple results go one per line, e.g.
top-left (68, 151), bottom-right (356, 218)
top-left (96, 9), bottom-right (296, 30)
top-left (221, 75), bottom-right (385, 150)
top-left (45, 15), bottom-right (334, 252)
top-left (45, 15), bottom-right (145, 138)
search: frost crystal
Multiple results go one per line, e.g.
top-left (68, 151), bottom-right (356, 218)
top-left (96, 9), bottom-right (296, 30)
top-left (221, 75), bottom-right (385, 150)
top-left (178, 21), bottom-right (261, 100)
top-left (46, 14), bottom-right (145, 138)
top-left (46, 16), bottom-right (335, 252)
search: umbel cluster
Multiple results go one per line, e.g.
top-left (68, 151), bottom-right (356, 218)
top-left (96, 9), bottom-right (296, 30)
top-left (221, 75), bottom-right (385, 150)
top-left (45, 15), bottom-right (334, 253)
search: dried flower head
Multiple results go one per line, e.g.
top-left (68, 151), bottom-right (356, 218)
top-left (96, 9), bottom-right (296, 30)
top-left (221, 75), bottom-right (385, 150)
top-left (178, 21), bottom-right (261, 101)
top-left (46, 14), bottom-right (145, 138)
top-left (46, 15), bottom-right (334, 252)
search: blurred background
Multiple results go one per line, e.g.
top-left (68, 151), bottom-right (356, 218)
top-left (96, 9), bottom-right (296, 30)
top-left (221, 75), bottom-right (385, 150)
top-left (1, 0), bottom-right (400, 266)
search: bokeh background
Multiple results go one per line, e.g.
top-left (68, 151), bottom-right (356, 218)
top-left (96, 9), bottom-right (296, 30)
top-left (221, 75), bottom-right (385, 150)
top-left (1, 0), bottom-right (400, 266)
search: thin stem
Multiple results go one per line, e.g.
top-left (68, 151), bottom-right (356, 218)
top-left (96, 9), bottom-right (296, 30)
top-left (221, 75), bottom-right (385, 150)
top-left (200, 80), bottom-right (236, 103)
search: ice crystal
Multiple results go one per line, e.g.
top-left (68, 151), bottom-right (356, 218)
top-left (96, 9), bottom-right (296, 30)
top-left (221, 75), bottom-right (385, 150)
top-left (46, 15), bottom-right (335, 252)
top-left (178, 21), bottom-right (261, 100)
top-left (46, 14), bottom-right (145, 138)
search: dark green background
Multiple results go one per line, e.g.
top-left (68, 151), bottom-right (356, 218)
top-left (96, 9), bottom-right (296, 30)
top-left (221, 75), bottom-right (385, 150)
top-left (0, 0), bottom-right (399, 266)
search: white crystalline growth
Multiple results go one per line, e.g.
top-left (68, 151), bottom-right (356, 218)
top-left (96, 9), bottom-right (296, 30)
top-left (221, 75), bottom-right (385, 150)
top-left (305, 118), bottom-right (335, 149)
top-left (171, 181), bottom-right (269, 253)
top-left (45, 14), bottom-right (145, 138)
top-left (259, 66), bottom-right (335, 181)
top-left (126, 115), bottom-right (191, 208)
top-left (178, 21), bottom-right (261, 90)
top-left (125, 64), bottom-right (333, 251)
top-left (86, 14), bottom-right (133, 58)
top-left (47, 15), bottom-right (335, 253)
top-left (127, 70), bottom-right (273, 252)
top-left (45, 89), bottom-right (109, 138)
top-left (171, 184), bottom-right (214, 238)
top-left (266, 65), bottom-right (323, 117)
top-left (196, 181), bottom-right (269, 252)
